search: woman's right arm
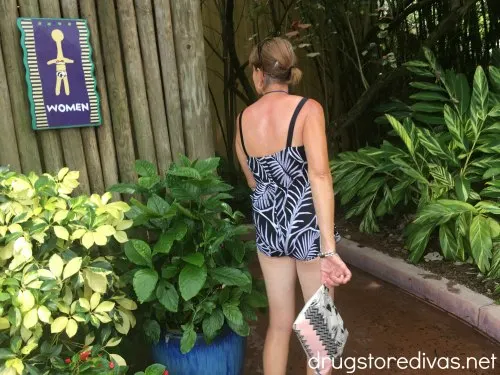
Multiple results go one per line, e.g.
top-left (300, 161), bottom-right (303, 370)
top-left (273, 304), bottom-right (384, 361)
top-left (303, 100), bottom-right (351, 286)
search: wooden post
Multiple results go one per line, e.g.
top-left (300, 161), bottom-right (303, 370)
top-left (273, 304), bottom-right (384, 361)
top-left (135, 0), bottom-right (173, 174)
top-left (79, 0), bottom-right (120, 193)
top-left (37, 0), bottom-right (90, 193)
top-left (154, 0), bottom-right (185, 160)
top-left (0, 40), bottom-right (21, 170)
top-left (116, 0), bottom-right (158, 167)
top-left (60, 0), bottom-right (105, 193)
top-left (171, 0), bottom-right (214, 159)
top-left (18, 0), bottom-right (64, 175)
top-left (0, 0), bottom-right (42, 174)
top-left (96, 0), bottom-right (137, 183)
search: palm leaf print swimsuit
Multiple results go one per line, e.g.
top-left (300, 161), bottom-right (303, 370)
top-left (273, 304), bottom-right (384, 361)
top-left (240, 97), bottom-right (340, 261)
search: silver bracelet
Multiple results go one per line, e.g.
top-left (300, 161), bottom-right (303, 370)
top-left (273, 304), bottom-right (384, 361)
top-left (319, 251), bottom-right (338, 258)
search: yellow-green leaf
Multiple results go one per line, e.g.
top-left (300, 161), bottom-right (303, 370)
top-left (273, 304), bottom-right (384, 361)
top-left (92, 231), bottom-right (107, 246)
top-left (51, 316), bottom-right (68, 333)
top-left (90, 293), bottom-right (101, 311)
top-left (5, 358), bottom-right (24, 375)
top-left (37, 269), bottom-right (55, 280)
top-left (78, 298), bottom-right (90, 312)
top-left (84, 269), bottom-right (108, 294)
top-left (18, 290), bottom-right (35, 313)
top-left (23, 308), bottom-right (38, 329)
top-left (71, 229), bottom-right (86, 240)
top-left (114, 310), bottom-right (130, 335)
top-left (81, 232), bottom-right (94, 249)
top-left (94, 301), bottom-right (115, 313)
top-left (8, 224), bottom-right (23, 233)
top-left (62, 257), bottom-right (82, 280)
top-left (37, 306), bottom-right (51, 323)
top-left (0, 317), bottom-right (10, 330)
top-left (57, 167), bottom-right (69, 180)
top-left (20, 340), bottom-right (38, 355)
top-left (84, 333), bottom-right (95, 346)
top-left (65, 318), bottom-right (78, 338)
top-left (113, 231), bottom-right (128, 243)
top-left (105, 337), bottom-right (122, 347)
top-left (96, 225), bottom-right (115, 236)
top-left (109, 353), bottom-right (127, 367)
top-left (56, 302), bottom-right (70, 315)
top-left (94, 313), bottom-right (112, 323)
top-left (49, 254), bottom-right (64, 278)
top-left (53, 210), bottom-right (68, 224)
top-left (20, 326), bottom-right (32, 342)
top-left (115, 298), bottom-right (137, 311)
top-left (53, 226), bottom-right (69, 240)
top-left (115, 220), bottom-right (133, 231)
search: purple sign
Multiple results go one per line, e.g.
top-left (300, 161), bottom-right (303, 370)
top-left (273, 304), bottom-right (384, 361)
top-left (18, 18), bottom-right (101, 130)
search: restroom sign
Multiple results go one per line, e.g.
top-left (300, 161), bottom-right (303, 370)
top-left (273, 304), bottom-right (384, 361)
top-left (17, 18), bottom-right (101, 130)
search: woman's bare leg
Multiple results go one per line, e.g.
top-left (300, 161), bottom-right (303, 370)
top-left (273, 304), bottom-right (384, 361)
top-left (258, 251), bottom-right (297, 375)
top-left (297, 257), bottom-right (334, 375)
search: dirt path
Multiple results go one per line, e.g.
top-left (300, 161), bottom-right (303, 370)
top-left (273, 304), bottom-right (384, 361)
top-left (244, 266), bottom-right (499, 374)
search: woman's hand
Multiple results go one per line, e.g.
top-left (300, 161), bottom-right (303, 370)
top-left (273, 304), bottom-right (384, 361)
top-left (320, 254), bottom-right (352, 287)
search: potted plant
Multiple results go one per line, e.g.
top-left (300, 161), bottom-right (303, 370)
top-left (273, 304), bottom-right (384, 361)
top-left (111, 157), bottom-right (267, 375)
top-left (0, 167), bottom-right (136, 374)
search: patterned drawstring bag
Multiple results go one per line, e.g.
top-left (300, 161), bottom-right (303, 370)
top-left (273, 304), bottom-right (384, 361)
top-left (293, 285), bottom-right (348, 375)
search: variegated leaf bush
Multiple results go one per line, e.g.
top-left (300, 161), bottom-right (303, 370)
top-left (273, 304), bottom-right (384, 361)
top-left (0, 167), bottom-right (136, 374)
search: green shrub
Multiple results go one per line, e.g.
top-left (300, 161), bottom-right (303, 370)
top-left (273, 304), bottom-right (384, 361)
top-left (0, 167), bottom-right (136, 374)
top-left (333, 49), bottom-right (500, 279)
top-left (111, 157), bottom-right (267, 354)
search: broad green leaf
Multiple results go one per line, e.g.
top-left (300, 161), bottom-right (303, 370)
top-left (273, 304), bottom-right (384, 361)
top-left (489, 66), bottom-right (500, 92)
top-left (135, 160), bottom-right (157, 177)
top-left (411, 102), bottom-right (444, 113)
top-left (443, 71), bottom-right (471, 115)
top-left (469, 215), bottom-right (492, 273)
top-left (407, 224), bottom-right (434, 263)
top-left (475, 201), bottom-right (500, 215)
top-left (439, 224), bottom-right (458, 260)
top-left (182, 252), bottom-right (205, 267)
top-left (417, 128), bottom-right (448, 158)
top-left (386, 115), bottom-right (414, 155)
top-left (161, 264), bottom-right (179, 279)
top-left (470, 66), bottom-right (489, 123)
top-left (156, 283), bottom-right (179, 312)
top-left (410, 92), bottom-right (448, 102)
top-left (429, 164), bottom-right (453, 187)
top-left (51, 316), bottom-right (68, 333)
top-left (169, 167), bottom-right (202, 180)
top-left (62, 257), bottom-right (82, 280)
top-left (105, 337), bottom-right (122, 348)
top-left (49, 254), bottom-right (64, 278)
top-left (227, 319), bottom-right (250, 336)
top-left (125, 240), bottom-right (152, 267)
top-left (222, 303), bottom-right (243, 325)
top-left (487, 218), bottom-right (500, 238)
top-left (180, 324), bottom-right (197, 354)
top-left (488, 104), bottom-right (500, 117)
top-left (133, 269), bottom-right (159, 303)
top-left (409, 81), bottom-right (446, 92)
top-left (454, 175), bottom-right (470, 202)
top-left (211, 267), bottom-right (251, 286)
top-left (153, 222), bottom-right (188, 254)
top-left (179, 264), bottom-right (207, 301)
top-left (202, 309), bottom-right (224, 342)
top-left (147, 194), bottom-right (170, 216)
top-left (53, 226), bottom-right (69, 240)
top-left (144, 364), bottom-right (167, 375)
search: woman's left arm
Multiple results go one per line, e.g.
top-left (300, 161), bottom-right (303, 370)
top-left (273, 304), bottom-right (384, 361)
top-left (235, 113), bottom-right (257, 190)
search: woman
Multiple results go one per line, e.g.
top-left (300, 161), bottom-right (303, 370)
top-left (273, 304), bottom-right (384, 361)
top-left (235, 37), bottom-right (352, 375)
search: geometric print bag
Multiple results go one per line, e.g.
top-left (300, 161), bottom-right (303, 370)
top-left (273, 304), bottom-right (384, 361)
top-left (293, 285), bottom-right (348, 375)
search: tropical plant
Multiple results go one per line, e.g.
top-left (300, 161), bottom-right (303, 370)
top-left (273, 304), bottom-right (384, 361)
top-left (134, 363), bottom-right (167, 375)
top-left (333, 48), bottom-right (500, 279)
top-left (110, 157), bottom-right (267, 354)
top-left (0, 167), bottom-right (136, 374)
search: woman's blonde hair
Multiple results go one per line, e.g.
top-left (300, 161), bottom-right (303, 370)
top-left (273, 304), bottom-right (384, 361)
top-left (249, 37), bottom-right (302, 86)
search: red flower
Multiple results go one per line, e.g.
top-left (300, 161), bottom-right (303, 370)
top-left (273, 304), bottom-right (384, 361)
top-left (79, 351), bottom-right (91, 361)
top-left (109, 362), bottom-right (115, 369)
top-left (163, 371), bottom-right (169, 375)
top-left (65, 358), bottom-right (71, 364)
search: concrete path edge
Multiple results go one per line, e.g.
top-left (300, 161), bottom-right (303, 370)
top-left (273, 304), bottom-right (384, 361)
top-left (337, 238), bottom-right (500, 344)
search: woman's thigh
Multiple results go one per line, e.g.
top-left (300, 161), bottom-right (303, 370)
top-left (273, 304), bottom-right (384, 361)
top-left (296, 257), bottom-right (334, 302)
top-left (257, 251), bottom-right (297, 327)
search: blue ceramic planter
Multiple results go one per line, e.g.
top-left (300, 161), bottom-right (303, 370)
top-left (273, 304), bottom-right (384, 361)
top-left (151, 327), bottom-right (246, 375)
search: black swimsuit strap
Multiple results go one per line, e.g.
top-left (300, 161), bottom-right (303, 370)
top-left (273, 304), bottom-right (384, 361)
top-left (239, 110), bottom-right (249, 158)
top-left (286, 97), bottom-right (308, 148)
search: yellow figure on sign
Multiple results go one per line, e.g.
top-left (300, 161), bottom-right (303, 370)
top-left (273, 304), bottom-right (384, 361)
top-left (47, 29), bottom-right (73, 95)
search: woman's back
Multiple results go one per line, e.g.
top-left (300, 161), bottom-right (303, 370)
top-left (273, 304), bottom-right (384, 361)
top-left (239, 94), bottom-right (320, 261)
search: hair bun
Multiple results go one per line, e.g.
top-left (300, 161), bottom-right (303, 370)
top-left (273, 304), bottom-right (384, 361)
top-left (288, 66), bottom-right (303, 86)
